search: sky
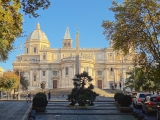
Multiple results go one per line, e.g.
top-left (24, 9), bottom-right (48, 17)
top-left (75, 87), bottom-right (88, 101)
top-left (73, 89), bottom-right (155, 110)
top-left (0, 0), bottom-right (123, 71)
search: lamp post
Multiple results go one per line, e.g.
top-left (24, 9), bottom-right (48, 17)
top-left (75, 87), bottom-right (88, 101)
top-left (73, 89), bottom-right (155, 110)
top-left (111, 68), bottom-right (116, 94)
top-left (121, 58), bottom-right (127, 93)
top-left (17, 44), bottom-right (22, 100)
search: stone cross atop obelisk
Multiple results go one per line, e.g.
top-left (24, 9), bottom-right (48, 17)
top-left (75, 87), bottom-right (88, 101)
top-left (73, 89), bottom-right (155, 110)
top-left (75, 29), bottom-right (79, 74)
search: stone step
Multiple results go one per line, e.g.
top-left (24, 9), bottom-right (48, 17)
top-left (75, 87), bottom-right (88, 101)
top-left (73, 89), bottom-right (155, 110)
top-left (37, 109), bottom-right (131, 115)
top-left (35, 114), bottom-right (137, 120)
top-left (48, 102), bottom-right (115, 105)
top-left (46, 106), bottom-right (118, 110)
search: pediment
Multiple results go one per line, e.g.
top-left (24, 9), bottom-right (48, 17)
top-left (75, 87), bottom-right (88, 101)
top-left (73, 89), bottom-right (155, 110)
top-left (52, 76), bottom-right (59, 80)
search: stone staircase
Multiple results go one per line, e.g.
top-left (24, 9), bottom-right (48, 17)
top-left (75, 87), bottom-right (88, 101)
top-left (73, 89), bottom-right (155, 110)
top-left (35, 96), bottom-right (137, 120)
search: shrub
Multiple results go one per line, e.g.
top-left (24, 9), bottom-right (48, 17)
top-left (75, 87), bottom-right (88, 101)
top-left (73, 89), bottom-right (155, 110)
top-left (114, 93), bottom-right (124, 101)
top-left (67, 72), bottom-right (99, 106)
top-left (32, 92), bottom-right (48, 107)
top-left (119, 95), bottom-right (132, 107)
top-left (117, 94), bottom-right (124, 104)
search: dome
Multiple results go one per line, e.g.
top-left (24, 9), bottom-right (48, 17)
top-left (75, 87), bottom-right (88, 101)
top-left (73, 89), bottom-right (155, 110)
top-left (26, 23), bottom-right (49, 43)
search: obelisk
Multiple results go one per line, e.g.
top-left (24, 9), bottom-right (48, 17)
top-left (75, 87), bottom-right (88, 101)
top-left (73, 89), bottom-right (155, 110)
top-left (75, 29), bottom-right (79, 74)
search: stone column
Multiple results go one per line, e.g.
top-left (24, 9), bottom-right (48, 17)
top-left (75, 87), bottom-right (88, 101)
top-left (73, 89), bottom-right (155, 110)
top-left (39, 69), bottom-right (41, 88)
top-left (103, 68), bottom-right (107, 89)
top-left (30, 69), bottom-right (32, 87)
top-left (46, 68), bottom-right (48, 88)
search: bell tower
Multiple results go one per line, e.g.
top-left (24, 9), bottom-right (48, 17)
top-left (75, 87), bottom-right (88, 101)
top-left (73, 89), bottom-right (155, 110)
top-left (62, 27), bottom-right (72, 49)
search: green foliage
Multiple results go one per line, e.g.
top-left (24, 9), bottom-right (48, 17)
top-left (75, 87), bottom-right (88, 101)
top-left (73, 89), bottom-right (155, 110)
top-left (125, 65), bottom-right (160, 93)
top-left (14, 70), bottom-right (29, 90)
top-left (67, 71), bottom-right (99, 106)
top-left (0, 0), bottom-right (50, 61)
top-left (32, 92), bottom-right (48, 107)
top-left (102, 0), bottom-right (160, 64)
top-left (114, 92), bottom-right (124, 101)
top-left (118, 95), bottom-right (132, 107)
top-left (117, 94), bottom-right (124, 105)
top-left (0, 71), bottom-right (19, 92)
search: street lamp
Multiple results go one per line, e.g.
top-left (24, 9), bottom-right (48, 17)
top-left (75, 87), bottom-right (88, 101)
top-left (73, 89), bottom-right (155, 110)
top-left (111, 68), bottom-right (116, 94)
top-left (17, 44), bottom-right (22, 100)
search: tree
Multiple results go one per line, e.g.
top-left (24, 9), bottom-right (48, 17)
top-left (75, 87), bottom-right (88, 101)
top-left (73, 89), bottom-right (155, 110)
top-left (0, 71), bottom-right (19, 99)
top-left (14, 70), bottom-right (28, 91)
top-left (0, 0), bottom-right (50, 61)
top-left (67, 71), bottom-right (99, 106)
top-left (125, 65), bottom-right (160, 93)
top-left (102, 0), bottom-right (160, 64)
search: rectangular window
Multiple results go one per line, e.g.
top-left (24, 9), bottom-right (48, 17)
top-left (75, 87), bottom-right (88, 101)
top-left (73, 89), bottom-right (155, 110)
top-left (53, 71), bottom-right (57, 76)
top-left (27, 48), bottom-right (28, 53)
top-left (43, 55), bottom-right (46, 60)
top-left (43, 71), bottom-right (45, 76)
top-left (66, 67), bottom-right (68, 75)
top-left (34, 76), bottom-right (36, 81)
top-left (97, 71), bottom-right (102, 75)
top-left (34, 47), bottom-right (36, 53)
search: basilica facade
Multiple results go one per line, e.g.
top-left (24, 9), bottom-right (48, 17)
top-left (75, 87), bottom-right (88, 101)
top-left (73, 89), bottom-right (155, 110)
top-left (12, 23), bottom-right (134, 90)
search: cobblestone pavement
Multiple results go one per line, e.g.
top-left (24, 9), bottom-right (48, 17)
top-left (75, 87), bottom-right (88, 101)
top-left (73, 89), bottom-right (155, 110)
top-left (0, 101), bottom-right (31, 120)
top-left (36, 97), bottom-right (137, 120)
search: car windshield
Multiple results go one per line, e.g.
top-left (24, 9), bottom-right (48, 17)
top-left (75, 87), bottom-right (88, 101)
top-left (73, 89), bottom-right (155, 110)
top-left (139, 94), bottom-right (151, 98)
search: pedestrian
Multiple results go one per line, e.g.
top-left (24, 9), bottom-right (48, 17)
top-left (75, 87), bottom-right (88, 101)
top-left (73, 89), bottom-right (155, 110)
top-left (26, 93), bottom-right (28, 101)
top-left (112, 84), bottom-right (114, 90)
top-left (119, 81), bottom-right (122, 90)
top-left (33, 94), bottom-right (35, 98)
top-left (48, 91), bottom-right (51, 101)
top-left (27, 93), bottom-right (31, 102)
top-left (115, 83), bottom-right (117, 89)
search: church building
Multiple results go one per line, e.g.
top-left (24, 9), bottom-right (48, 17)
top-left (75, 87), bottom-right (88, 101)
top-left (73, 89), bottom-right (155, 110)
top-left (12, 23), bottom-right (134, 90)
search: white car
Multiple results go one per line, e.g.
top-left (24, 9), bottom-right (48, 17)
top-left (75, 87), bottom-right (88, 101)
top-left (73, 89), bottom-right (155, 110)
top-left (133, 92), bottom-right (152, 108)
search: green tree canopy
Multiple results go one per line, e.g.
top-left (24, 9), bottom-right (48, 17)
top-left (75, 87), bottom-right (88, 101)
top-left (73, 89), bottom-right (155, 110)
top-left (0, 0), bottom-right (50, 61)
top-left (14, 70), bottom-right (28, 90)
top-left (102, 0), bottom-right (160, 63)
top-left (0, 71), bottom-right (19, 92)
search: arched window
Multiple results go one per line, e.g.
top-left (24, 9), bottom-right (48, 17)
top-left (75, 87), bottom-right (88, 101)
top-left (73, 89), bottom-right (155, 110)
top-left (97, 71), bottom-right (102, 75)
top-left (65, 67), bottom-right (69, 75)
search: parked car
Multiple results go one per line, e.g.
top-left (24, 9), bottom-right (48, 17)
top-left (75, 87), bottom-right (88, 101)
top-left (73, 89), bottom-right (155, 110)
top-left (156, 95), bottom-right (160, 120)
top-left (133, 92), bottom-right (152, 108)
top-left (141, 95), bottom-right (160, 115)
